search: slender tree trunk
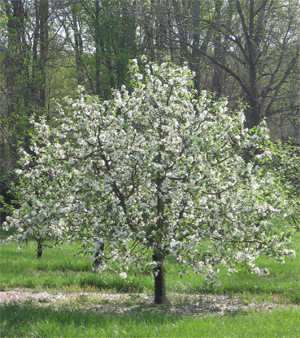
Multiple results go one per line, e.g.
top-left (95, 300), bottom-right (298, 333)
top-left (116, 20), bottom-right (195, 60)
top-left (153, 253), bottom-right (169, 304)
top-left (167, 7), bottom-right (174, 63)
top-left (144, 0), bottom-right (156, 62)
top-left (37, 241), bottom-right (43, 259)
top-left (92, 243), bottom-right (104, 271)
top-left (212, 0), bottom-right (223, 99)
top-left (39, 0), bottom-right (49, 111)
top-left (71, 3), bottom-right (84, 85)
top-left (244, 0), bottom-right (261, 130)
top-left (94, 0), bottom-right (102, 96)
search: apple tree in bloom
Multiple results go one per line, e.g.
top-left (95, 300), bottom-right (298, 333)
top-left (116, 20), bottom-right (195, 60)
top-left (4, 147), bottom-right (76, 258)
top-left (4, 60), bottom-right (296, 304)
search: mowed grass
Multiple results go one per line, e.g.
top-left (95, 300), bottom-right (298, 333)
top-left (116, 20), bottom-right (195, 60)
top-left (1, 229), bottom-right (299, 301)
top-left (0, 226), bottom-right (300, 337)
top-left (1, 302), bottom-right (299, 338)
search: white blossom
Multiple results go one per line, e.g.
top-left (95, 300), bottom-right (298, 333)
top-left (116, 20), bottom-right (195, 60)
top-left (119, 272), bottom-right (127, 279)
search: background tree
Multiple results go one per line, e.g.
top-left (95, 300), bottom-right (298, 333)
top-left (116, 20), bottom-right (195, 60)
top-left (0, 0), bottom-right (82, 217)
top-left (134, 0), bottom-right (300, 134)
top-left (55, 0), bottom-right (139, 98)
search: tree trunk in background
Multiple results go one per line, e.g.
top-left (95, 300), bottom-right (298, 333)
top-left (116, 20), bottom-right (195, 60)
top-left (143, 0), bottom-right (156, 62)
top-left (212, 0), bottom-right (223, 99)
top-left (38, 0), bottom-right (49, 110)
top-left (153, 253), bottom-right (169, 304)
top-left (92, 243), bottom-right (104, 271)
top-left (71, 2), bottom-right (84, 85)
top-left (37, 241), bottom-right (43, 259)
top-left (94, 0), bottom-right (102, 96)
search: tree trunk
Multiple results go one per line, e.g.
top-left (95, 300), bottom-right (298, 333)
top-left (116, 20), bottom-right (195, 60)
top-left (92, 243), bottom-right (104, 271)
top-left (212, 0), bottom-right (223, 99)
top-left (94, 0), bottom-right (102, 97)
top-left (153, 253), bottom-right (169, 304)
top-left (38, 0), bottom-right (49, 111)
top-left (37, 241), bottom-right (43, 259)
top-left (71, 3), bottom-right (84, 85)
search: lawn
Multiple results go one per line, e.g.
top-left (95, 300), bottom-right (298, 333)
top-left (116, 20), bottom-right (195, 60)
top-left (0, 226), bottom-right (299, 337)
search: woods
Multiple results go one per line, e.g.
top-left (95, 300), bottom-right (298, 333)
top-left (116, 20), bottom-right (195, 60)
top-left (1, 1), bottom-right (300, 178)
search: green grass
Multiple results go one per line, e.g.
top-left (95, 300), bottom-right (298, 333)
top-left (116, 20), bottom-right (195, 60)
top-left (1, 302), bottom-right (299, 337)
top-left (0, 239), bottom-right (154, 292)
top-left (0, 226), bottom-right (300, 337)
top-left (1, 231), bottom-right (299, 302)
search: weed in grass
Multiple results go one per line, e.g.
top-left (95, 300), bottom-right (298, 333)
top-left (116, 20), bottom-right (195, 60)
top-left (171, 294), bottom-right (196, 308)
top-left (38, 298), bottom-right (50, 304)
top-left (23, 297), bottom-right (35, 305)
top-left (68, 294), bottom-right (91, 309)
top-left (285, 287), bottom-right (300, 304)
top-left (61, 284), bottom-right (100, 293)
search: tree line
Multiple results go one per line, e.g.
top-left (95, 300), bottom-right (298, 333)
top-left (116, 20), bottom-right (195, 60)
top-left (1, 0), bottom-right (300, 212)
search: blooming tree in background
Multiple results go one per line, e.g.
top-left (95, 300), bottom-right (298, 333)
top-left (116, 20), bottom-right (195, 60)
top-left (4, 148), bottom-right (75, 258)
top-left (4, 60), bottom-right (296, 304)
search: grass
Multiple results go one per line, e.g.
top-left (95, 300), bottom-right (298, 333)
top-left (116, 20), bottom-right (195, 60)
top-left (1, 302), bottom-right (299, 337)
top-left (0, 226), bottom-right (300, 337)
top-left (0, 239), bottom-right (154, 292)
top-left (1, 231), bottom-right (299, 302)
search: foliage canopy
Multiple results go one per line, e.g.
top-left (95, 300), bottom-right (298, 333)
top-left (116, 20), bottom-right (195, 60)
top-left (4, 60), bottom-right (296, 303)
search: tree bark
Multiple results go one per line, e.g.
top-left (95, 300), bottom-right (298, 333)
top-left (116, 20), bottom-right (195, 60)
top-left (71, 2), bottom-right (84, 85)
top-left (94, 0), bottom-right (102, 96)
top-left (92, 243), bottom-right (104, 271)
top-left (37, 241), bottom-right (43, 259)
top-left (212, 0), bottom-right (223, 99)
top-left (153, 253), bottom-right (169, 304)
top-left (39, 0), bottom-right (49, 110)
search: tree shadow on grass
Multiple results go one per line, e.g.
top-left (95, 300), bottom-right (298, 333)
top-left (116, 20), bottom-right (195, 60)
top-left (0, 302), bottom-right (185, 338)
top-left (1, 293), bottom-right (288, 337)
